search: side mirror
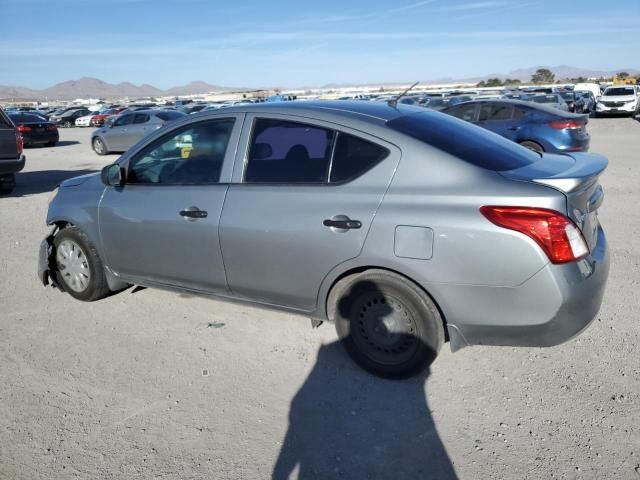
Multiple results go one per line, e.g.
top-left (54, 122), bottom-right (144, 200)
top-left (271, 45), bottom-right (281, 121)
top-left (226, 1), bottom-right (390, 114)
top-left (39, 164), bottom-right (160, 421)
top-left (101, 164), bottom-right (125, 187)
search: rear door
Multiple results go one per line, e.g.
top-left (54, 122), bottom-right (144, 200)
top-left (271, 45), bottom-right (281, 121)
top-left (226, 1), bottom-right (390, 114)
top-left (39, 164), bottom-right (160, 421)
top-left (219, 114), bottom-right (400, 311)
top-left (0, 108), bottom-right (18, 161)
top-left (105, 114), bottom-right (134, 151)
top-left (476, 103), bottom-right (517, 140)
top-left (98, 115), bottom-right (243, 293)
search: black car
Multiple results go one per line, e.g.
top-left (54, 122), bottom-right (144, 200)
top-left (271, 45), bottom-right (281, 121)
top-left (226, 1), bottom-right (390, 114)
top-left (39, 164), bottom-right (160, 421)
top-left (0, 107), bottom-right (25, 194)
top-left (53, 108), bottom-right (90, 128)
top-left (7, 112), bottom-right (59, 147)
top-left (576, 91), bottom-right (596, 113)
top-left (557, 91), bottom-right (586, 113)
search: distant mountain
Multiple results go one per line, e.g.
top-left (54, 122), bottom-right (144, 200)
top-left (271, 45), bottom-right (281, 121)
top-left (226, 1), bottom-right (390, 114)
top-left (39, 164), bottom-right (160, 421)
top-left (0, 77), bottom-right (233, 101)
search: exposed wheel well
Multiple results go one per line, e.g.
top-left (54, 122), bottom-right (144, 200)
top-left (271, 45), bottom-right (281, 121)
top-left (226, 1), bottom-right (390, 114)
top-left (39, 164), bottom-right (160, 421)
top-left (325, 266), bottom-right (449, 340)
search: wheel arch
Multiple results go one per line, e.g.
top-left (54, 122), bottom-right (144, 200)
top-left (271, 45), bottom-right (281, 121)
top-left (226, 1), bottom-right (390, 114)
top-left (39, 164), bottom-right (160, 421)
top-left (322, 265), bottom-right (449, 341)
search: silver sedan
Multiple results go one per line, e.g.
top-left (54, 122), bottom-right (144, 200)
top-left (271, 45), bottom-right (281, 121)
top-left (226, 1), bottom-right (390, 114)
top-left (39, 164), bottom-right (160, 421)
top-left (39, 101), bottom-right (609, 378)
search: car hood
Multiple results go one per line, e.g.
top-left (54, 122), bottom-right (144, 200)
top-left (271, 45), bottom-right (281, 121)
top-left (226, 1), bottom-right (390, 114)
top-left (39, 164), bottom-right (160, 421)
top-left (600, 95), bottom-right (637, 102)
top-left (60, 172), bottom-right (101, 188)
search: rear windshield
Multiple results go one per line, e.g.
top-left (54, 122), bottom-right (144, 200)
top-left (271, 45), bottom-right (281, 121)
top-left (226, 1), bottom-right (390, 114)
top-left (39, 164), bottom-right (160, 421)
top-left (155, 111), bottom-right (186, 121)
top-left (387, 111), bottom-right (539, 171)
top-left (9, 113), bottom-right (48, 123)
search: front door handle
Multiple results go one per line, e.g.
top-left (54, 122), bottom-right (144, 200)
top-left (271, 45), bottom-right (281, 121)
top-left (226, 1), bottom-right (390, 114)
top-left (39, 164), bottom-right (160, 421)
top-left (180, 206), bottom-right (208, 220)
top-left (323, 217), bottom-right (362, 230)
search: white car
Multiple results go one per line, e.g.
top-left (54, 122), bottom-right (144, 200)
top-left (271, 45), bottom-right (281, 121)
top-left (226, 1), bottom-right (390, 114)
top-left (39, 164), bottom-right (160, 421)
top-left (596, 85), bottom-right (640, 117)
top-left (75, 112), bottom-right (99, 127)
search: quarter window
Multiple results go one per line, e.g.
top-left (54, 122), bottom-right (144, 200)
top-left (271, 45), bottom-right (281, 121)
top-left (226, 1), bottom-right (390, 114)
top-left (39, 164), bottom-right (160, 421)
top-left (127, 119), bottom-right (235, 185)
top-left (330, 133), bottom-right (389, 183)
top-left (245, 119), bottom-right (335, 183)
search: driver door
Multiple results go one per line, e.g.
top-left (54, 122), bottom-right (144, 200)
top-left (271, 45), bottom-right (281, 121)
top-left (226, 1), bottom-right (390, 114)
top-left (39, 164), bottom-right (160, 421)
top-left (98, 115), bottom-right (243, 294)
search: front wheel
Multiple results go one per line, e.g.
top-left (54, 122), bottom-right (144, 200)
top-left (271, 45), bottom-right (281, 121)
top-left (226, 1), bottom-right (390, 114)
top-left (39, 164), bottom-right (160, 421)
top-left (92, 137), bottom-right (109, 155)
top-left (63, 121), bottom-right (72, 128)
top-left (53, 226), bottom-right (111, 301)
top-left (331, 270), bottom-right (444, 379)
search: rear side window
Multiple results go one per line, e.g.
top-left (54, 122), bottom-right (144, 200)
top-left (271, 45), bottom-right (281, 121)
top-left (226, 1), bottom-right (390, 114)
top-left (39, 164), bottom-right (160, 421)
top-left (0, 110), bottom-right (11, 129)
top-left (245, 119), bottom-right (335, 183)
top-left (388, 111), bottom-right (539, 171)
top-left (133, 113), bottom-right (150, 124)
top-left (444, 104), bottom-right (477, 122)
top-left (479, 104), bottom-right (513, 122)
top-left (330, 133), bottom-right (389, 183)
top-left (156, 111), bottom-right (186, 121)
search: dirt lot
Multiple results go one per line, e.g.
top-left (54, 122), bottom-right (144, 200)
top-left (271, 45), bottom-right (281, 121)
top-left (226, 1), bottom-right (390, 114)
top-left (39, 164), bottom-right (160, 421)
top-left (1, 118), bottom-right (639, 480)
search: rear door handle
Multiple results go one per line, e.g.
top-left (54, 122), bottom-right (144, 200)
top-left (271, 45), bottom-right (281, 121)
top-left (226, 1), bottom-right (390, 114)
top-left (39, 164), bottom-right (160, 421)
top-left (180, 207), bottom-right (208, 220)
top-left (323, 218), bottom-right (362, 229)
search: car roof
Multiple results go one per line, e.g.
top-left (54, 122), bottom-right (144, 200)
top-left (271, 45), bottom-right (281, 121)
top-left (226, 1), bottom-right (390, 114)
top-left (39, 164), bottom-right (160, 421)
top-left (446, 98), bottom-right (579, 117)
top-left (210, 100), bottom-right (422, 124)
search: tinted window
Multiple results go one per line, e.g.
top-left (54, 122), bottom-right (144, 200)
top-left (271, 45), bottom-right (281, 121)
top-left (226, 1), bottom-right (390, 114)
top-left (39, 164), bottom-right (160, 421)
top-left (512, 107), bottom-right (526, 119)
top-left (0, 109), bottom-right (11, 129)
top-left (9, 113), bottom-right (47, 123)
top-left (114, 115), bottom-right (133, 127)
top-left (388, 111), bottom-right (539, 171)
top-left (133, 113), bottom-right (150, 124)
top-left (444, 104), bottom-right (477, 122)
top-left (479, 103), bottom-right (513, 122)
top-left (127, 119), bottom-right (235, 185)
top-left (156, 111), bottom-right (186, 121)
top-left (245, 119), bottom-right (334, 183)
top-left (330, 134), bottom-right (389, 183)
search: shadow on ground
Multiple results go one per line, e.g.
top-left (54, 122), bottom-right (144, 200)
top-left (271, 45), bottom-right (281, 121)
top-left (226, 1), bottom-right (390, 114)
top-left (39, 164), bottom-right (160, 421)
top-left (2, 169), bottom-right (97, 197)
top-left (273, 342), bottom-right (457, 479)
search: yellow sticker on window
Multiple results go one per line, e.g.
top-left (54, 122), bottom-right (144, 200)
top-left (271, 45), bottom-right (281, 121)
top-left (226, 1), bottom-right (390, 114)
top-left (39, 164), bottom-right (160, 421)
top-left (181, 147), bottom-right (193, 159)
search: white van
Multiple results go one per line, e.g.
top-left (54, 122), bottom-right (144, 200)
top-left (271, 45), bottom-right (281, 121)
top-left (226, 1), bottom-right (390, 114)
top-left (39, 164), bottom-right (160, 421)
top-left (574, 83), bottom-right (602, 100)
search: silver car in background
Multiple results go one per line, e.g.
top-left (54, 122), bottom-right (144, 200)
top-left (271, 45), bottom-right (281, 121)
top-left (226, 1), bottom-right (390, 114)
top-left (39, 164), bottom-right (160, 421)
top-left (91, 109), bottom-right (186, 155)
top-left (39, 101), bottom-right (609, 378)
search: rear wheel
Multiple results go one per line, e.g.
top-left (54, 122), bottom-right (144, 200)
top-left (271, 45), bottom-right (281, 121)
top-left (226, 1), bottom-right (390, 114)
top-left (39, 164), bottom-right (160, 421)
top-left (46, 141), bottom-right (56, 147)
top-left (519, 140), bottom-right (544, 153)
top-left (0, 173), bottom-right (15, 195)
top-left (92, 137), bottom-right (109, 155)
top-left (53, 226), bottom-right (111, 302)
top-left (330, 270), bottom-right (444, 379)
top-left (63, 121), bottom-right (72, 128)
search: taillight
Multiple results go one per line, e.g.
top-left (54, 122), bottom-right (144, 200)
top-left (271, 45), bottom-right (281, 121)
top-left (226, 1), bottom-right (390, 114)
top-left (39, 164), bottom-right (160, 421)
top-left (15, 133), bottom-right (23, 154)
top-left (16, 124), bottom-right (32, 132)
top-left (480, 206), bottom-right (589, 264)
top-left (549, 120), bottom-right (583, 130)
top-left (46, 124), bottom-right (57, 131)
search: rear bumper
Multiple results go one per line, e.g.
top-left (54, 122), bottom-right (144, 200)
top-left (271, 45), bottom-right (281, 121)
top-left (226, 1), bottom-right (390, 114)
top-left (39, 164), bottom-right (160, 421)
top-left (443, 225), bottom-right (609, 350)
top-left (22, 132), bottom-right (59, 145)
top-left (0, 154), bottom-right (26, 175)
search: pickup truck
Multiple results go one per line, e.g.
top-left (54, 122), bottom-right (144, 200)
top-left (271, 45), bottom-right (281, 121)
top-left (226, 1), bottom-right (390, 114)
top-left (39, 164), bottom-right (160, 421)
top-left (0, 107), bottom-right (25, 194)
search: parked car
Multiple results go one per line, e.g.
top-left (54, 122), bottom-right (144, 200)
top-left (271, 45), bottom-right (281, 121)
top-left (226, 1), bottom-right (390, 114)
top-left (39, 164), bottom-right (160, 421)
top-left (89, 109), bottom-right (119, 127)
top-left (557, 91), bottom-right (586, 113)
top-left (91, 110), bottom-right (186, 155)
top-left (442, 99), bottom-right (590, 153)
top-left (527, 94), bottom-right (570, 111)
top-left (38, 101), bottom-right (609, 378)
top-left (75, 112), bottom-right (98, 127)
top-left (0, 107), bottom-right (25, 194)
top-left (53, 108), bottom-right (91, 128)
top-left (49, 106), bottom-right (87, 122)
top-left (576, 91), bottom-right (597, 114)
top-left (7, 112), bottom-right (58, 147)
top-left (595, 85), bottom-right (640, 117)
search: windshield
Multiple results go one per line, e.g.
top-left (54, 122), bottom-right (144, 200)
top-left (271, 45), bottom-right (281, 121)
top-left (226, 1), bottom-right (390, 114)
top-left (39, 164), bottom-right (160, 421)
top-left (531, 95), bottom-right (558, 104)
top-left (604, 87), bottom-right (635, 96)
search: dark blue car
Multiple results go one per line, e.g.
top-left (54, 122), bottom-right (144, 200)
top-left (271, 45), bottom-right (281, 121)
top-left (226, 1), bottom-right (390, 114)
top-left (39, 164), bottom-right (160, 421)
top-left (441, 99), bottom-right (590, 153)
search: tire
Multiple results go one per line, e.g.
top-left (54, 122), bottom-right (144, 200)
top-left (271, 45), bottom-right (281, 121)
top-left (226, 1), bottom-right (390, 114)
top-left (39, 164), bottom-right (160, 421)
top-left (63, 121), bottom-right (72, 128)
top-left (46, 141), bottom-right (56, 147)
top-left (92, 137), bottom-right (109, 155)
top-left (330, 270), bottom-right (445, 379)
top-left (519, 140), bottom-right (544, 153)
top-left (52, 226), bottom-right (111, 302)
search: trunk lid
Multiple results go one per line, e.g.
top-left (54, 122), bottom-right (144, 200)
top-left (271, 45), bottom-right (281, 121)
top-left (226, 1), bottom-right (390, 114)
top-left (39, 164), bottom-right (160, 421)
top-left (500, 152), bottom-right (607, 252)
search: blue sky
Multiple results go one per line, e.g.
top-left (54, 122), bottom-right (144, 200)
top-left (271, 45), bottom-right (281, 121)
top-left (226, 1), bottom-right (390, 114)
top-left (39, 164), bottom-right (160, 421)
top-left (1, 0), bottom-right (639, 89)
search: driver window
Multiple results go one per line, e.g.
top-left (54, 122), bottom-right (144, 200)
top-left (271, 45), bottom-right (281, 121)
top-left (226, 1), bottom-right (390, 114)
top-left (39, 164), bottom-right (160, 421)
top-left (114, 115), bottom-right (133, 127)
top-left (127, 118), bottom-right (235, 185)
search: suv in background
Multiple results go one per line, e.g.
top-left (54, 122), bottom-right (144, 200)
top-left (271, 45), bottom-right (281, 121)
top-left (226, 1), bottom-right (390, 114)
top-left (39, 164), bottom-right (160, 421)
top-left (0, 107), bottom-right (25, 194)
top-left (596, 85), bottom-right (640, 117)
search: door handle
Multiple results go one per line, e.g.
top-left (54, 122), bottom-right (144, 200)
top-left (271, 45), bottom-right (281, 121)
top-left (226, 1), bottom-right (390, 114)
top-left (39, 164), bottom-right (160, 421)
top-left (323, 218), bottom-right (362, 229)
top-left (180, 207), bottom-right (208, 220)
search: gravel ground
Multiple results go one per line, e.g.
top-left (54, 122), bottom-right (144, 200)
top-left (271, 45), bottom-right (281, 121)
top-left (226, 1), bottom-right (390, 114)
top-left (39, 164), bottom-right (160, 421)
top-left (1, 118), bottom-right (639, 480)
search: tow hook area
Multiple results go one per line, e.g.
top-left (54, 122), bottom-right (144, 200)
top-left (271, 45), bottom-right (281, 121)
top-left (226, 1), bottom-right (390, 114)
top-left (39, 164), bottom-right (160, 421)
top-left (38, 226), bottom-right (59, 289)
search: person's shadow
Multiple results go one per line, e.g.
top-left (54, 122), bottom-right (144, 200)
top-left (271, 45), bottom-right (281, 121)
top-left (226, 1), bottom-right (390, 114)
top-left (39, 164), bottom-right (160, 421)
top-left (273, 281), bottom-right (457, 479)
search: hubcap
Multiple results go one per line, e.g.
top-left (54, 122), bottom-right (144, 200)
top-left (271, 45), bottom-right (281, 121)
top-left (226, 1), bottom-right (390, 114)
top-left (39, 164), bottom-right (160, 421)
top-left (352, 293), bottom-right (418, 366)
top-left (94, 139), bottom-right (103, 153)
top-left (56, 240), bottom-right (91, 292)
